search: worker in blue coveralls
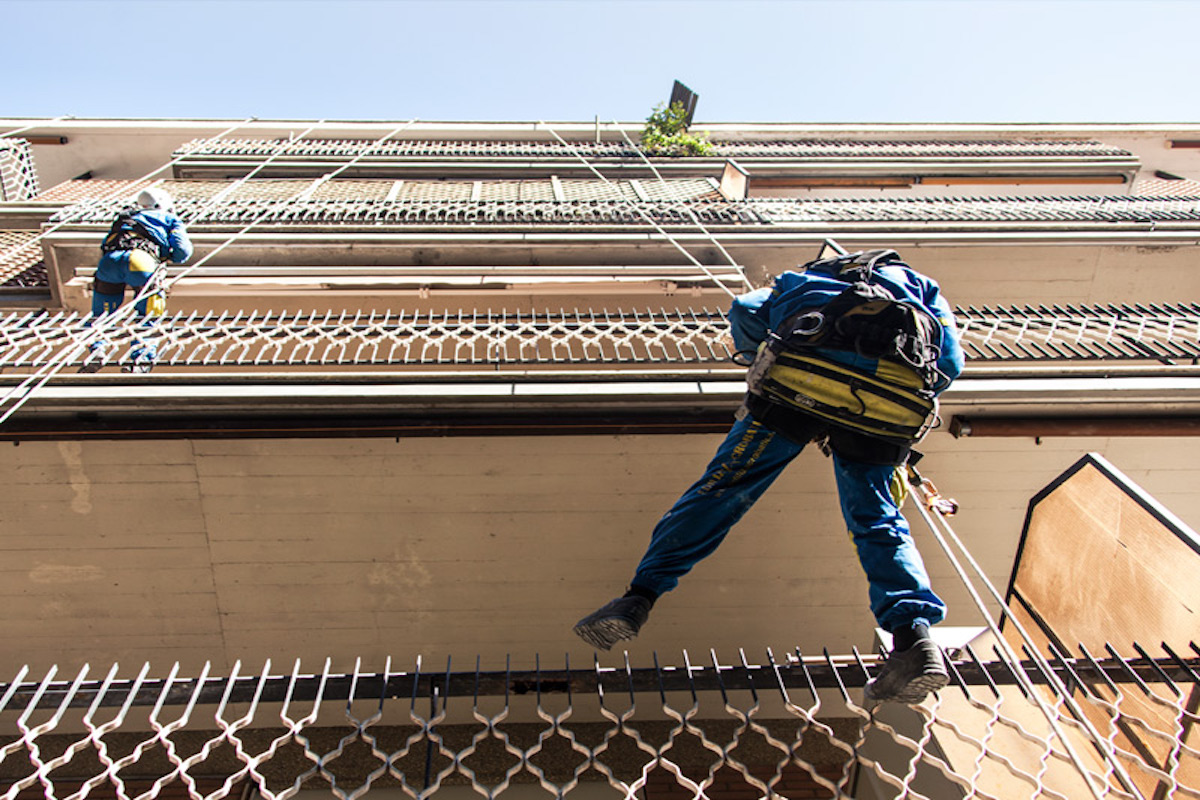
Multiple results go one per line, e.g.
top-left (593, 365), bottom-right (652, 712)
top-left (574, 247), bottom-right (964, 705)
top-left (79, 187), bottom-right (192, 373)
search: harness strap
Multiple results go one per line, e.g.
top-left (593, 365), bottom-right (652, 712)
top-left (102, 210), bottom-right (163, 259)
top-left (93, 278), bottom-right (125, 295)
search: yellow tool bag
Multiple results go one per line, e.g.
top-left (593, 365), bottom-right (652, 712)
top-left (749, 348), bottom-right (938, 445)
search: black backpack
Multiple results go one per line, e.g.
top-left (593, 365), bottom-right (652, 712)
top-left (101, 206), bottom-right (162, 258)
top-left (775, 249), bottom-right (945, 391)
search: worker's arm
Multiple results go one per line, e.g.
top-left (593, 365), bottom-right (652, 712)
top-left (166, 219), bottom-right (193, 264)
top-left (728, 287), bottom-right (774, 354)
top-left (925, 286), bottom-right (964, 392)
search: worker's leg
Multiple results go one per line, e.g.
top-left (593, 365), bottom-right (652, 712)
top-left (630, 415), bottom-right (808, 595)
top-left (91, 253), bottom-right (128, 316)
top-left (830, 443), bottom-right (948, 703)
top-left (79, 255), bottom-right (128, 373)
top-left (125, 252), bottom-right (162, 371)
top-left (830, 453), bottom-right (945, 632)
top-left (574, 414), bottom-right (809, 650)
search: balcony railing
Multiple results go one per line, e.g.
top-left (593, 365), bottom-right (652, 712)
top-left (0, 304), bottom-right (1196, 373)
top-left (1, 644), bottom-right (1197, 800)
top-left (174, 137), bottom-right (1136, 162)
top-left (47, 193), bottom-right (1200, 230)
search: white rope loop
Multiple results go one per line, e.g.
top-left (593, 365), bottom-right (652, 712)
top-left (908, 479), bottom-right (1144, 800)
top-left (0, 118), bottom-right (257, 268)
top-left (537, 120), bottom-right (749, 300)
top-left (609, 120), bottom-right (748, 286)
top-left (0, 120), bottom-right (419, 426)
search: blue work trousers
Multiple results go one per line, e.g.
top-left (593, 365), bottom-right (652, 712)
top-left (90, 251), bottom-right (163, 364)
top-left (630, 415), bottom-right (945, 633)
top-left (93, 251), bottom-right (161, 316)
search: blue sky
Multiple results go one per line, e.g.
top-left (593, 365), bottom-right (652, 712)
top-left (5, 0), bottom-right (1199, 123)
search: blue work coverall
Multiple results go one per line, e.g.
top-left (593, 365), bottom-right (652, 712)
top-left (93, 208), bottom-right (193, 316)
top-left (629, 263), bottom-right (964, 634)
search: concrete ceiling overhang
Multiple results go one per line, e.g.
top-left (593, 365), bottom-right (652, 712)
top-left (2, 366), bottom-right (1199, 440)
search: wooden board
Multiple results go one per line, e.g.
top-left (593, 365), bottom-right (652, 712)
top-left (1007, 453), bottom-right (1199, 655)
top-left (1004, 453), bottom-right (1200, 798)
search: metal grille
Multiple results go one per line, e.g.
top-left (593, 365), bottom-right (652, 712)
top-left (957, 303), bottom-right (1200, 362)
top-left (755, 196), bottom-right (1200, 224)
top-left (0, 139), bottom-right (39, 202)
top-left (48, 191), bottom-right (1200, 228)
top-left (2, 304), bottom-right (1198, 372)
top-left (174, 137), bottom-right (1135, 161)
top-left (1134, 179), bottom-right (1200, 198)
top-left (0, 645), bottom-right (1196, 800)
top-left (35, 180), bottom-right (137, 204)
top-left (0, 309), bottom-right (735, 371)
top-left (0, 232), bottom-right (45, 289)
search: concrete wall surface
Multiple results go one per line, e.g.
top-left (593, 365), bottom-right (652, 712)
top-left (0, 429), bottom-right (1195, 676)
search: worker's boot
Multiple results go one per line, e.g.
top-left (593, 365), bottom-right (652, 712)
top-left (77, 340), bottom-right (108, 374)
top-left (864, 629), bottom-right (948, 705)
top-left (573, 595), bottom-right (652, 651)
top-left (123, 339), bottom-right (156, 374)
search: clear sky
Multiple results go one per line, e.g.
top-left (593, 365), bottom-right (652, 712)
top-left (5, 0), bottom-right (1199, 123)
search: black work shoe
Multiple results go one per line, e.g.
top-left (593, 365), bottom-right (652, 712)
top-left (573, 596), bottom-right (652, 651)
top-left (864, 640), bottom-right (949, 705)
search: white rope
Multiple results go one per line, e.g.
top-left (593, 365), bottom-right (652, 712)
top-left (0, 118), bottom-right (256, 266)
top-left (0, 116), bottom-right (72, 139)
top-left (160, 118), bottom-right (418, 290)
top-left (908, 480), bottom-right (1144, 800)
top-left (0, 120), bottom-right (419, 427)
top-left (610, 120), bottom-right (749, 286)
top-left (537, 121), bottom-right (749, 299)
top-left (0, 120), bottom-right (307, 426)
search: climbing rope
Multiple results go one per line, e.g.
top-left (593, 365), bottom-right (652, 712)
top-left (0, 118), bottom-right (257, 267)
top-left (908, 473), bottom-right (1145, 800)
top-left (0, 119), bottom-right (419, 426)
top-left (611, 120), bottom-right (749, 287)
top-left (538, 120), bottom-right (750, 299)
top-left (0, 116), bottom-right (71, 140)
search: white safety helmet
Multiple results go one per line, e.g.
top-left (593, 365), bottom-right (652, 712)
top-left (136, 187), bottom-right (173, 212)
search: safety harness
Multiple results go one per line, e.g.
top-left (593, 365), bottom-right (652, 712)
top-left (744, 250), bottom-right (947, 446)
top-left (101, 206), bottom-right (164, 260)
top-left (96, 207), bottom-right (168, 304)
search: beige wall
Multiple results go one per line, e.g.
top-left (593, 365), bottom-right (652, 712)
top-left (47, 239), bottom-right (1200, 316)
top-left (735, 243), bottom-right (1200, 308)
top-left (1, 430), bottom-right (1195, 677)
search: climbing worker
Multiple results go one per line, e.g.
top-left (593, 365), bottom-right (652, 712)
top-left (573, 247), bottom-right (964, 705)
top-left (79, 187), bottom-right (192, 373)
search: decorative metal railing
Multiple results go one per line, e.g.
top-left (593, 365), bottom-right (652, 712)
top-left (174, 137), bottom-right (1135, 162)
top-left (0, 232), bottom-right (44, 288)
top-left (0, 139), bottom-right (39, 203)
top-left (958, 302), bottom-right (1200, 362)
top-left (0, 304), bottom-right (1197, 372)
top-left (41, 193), bottom-right (1200, 231)
top-left (47, 192), bottom-right (1200, 229)
top-left (1, 644), bottom-right (1197, 800)
top-left (0, 308), bottom-right (733, 371)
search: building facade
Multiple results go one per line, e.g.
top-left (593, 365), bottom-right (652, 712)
top-left (0, 117), bottom-right (1197, 799)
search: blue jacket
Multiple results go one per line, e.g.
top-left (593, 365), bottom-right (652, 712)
top-left (107, 208), bottom-right (193, 264)
top-left (729, 262), bottom-right (964, 393)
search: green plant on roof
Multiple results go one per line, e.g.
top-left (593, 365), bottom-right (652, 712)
top-left (640, 101), bottom-right (713, 156)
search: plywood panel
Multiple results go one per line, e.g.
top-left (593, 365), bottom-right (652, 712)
top-left (1010, 457), bottom-right (1199, 654)
top-left (1007, 563), bottom-right (1197, 799)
